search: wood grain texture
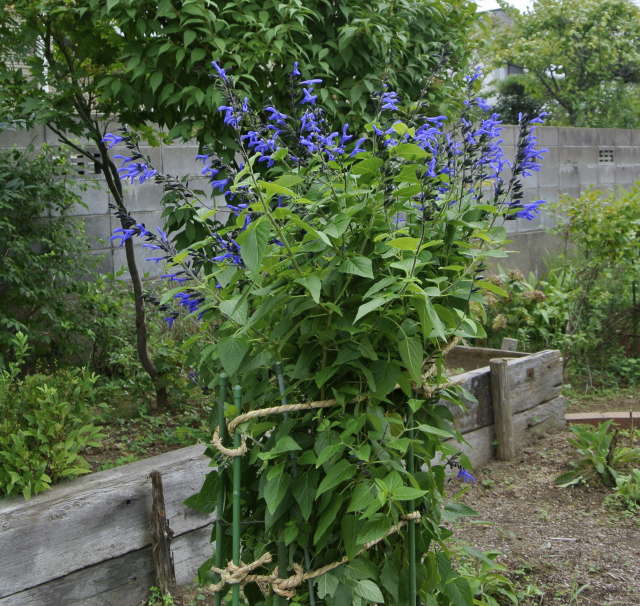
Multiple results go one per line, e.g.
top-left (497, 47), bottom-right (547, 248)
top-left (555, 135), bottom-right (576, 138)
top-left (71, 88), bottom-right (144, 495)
top-left (150, 471), bottom-right (176, 595)
top-left (445, 345), bottom-right (528, 372)
top-left (0, 445), bottom-right (214, 598)
top-left (448, 396), bottom-right (567, 468)
top-left (0, 524), bottom-right (213, 606)
top-left (490, 358), bottom-right (516, 460)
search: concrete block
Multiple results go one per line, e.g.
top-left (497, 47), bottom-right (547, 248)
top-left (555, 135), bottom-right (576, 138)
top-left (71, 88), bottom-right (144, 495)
top-left (631, 130), bottom-right (640, 146)
top-left (612, 147), bottom-right (640, 165)
top-left (81, 215), bottom-right (111, 249)
top-left (89, 250), bottom-right (114, 275)
top-left (124, 182), bottom-right (164, 213)
top-left (161, 145), bottom-right (200, 177)
top-left (597, 128), bottom-right (632, 146)
top-left (558, 127), bottom-right (598, 147)
top-left (0, 127), bottom-right (46, 148)
top-left (559, 163), bottom-right (580, 189)
top-left (72, 182), bottom-right (110, 216)
top-left (500, 125), bottom-right (518, 147)
top-left (136, 146), bottom-right (163, 173)
top-left (536, 126), bottom-right (558, 147)
top-left (559, 146), bottom-right (598, 166)
top-left (615, 164), bottom-right (640, 185)
top-left (538, 185), bottom-right (560, 205)
top-left (492, 230), bottom-right (566, 275)
top-left (538, 148), bottom-right (559, 187)
top-left (598, 164), bottom-right (616, 185)
top-left (113, 245), bottom-right (165, 279)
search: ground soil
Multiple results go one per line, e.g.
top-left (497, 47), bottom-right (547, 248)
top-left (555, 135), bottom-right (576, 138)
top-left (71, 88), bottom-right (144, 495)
top-left (566, 387), bottom-right (640, 415)
top-left (452, 429), bottom-right (640, 606)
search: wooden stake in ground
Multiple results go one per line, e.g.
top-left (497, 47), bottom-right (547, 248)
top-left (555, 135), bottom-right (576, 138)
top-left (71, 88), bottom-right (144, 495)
top-left (501, 337), bottom-right (520, 352)
top-left (150, 470), bottom-right (176, 596)
top-left (490, 358), bottom-right (516, 460)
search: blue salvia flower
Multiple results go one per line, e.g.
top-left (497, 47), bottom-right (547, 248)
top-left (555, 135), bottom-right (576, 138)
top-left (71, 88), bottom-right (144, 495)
top-left (114, 155), bottom-right (157, 184)
top-left (457, 468), bottom-right (476, 483)
top-left (464, 66), bottom-right (483, 84)
top-left (110, 223), bottom-right (151, 246)
top-left (265, 106), bottom-right (289, 125)
top-left (301, 87), bottom-right (317, 105)
top-left (218, 105), bottom-right (239, 128)
top-left (102, 133), bottom-right (125, 149)
top-left (340, 123), bottom-right (353, 145)
top-left (292, 61), bottom-right (301, 77)
top-left (211, 61), bottom-right (228, 82)
top-left (516, 199), bottom-right (545, 220)
top-left (380, 91), bottom-right (400, 111)
top-left (211, 177), bottom-right (230, 192)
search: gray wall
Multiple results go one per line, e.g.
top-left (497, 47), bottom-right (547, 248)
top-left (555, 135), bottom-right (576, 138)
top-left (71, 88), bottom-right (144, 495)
top-left (2, 125), bottom-right (640, 276)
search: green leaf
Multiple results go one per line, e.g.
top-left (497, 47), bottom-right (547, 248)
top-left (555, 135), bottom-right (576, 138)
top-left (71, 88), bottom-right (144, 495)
top-left (274, 174), bottom-right (304, 188)
top-left (354, 580), bottom-right (385, 603)
top-left (295, 275), bottom-right (321, 303)
top-left (149, 71), bottom-right (163, 93)
top-left (316, 460), bottom-right (356, 497)
top-left (283, 521), bottom-right (299, 546)
top-left (293, 471), bottom-right (318, 520)
top-left (476, 279), bottom-right (509, 298)
top-left (388, 236), bottom-right (420, 251)
top-left (183, 29), bottom-right (196, 47)
top-left (217, 337), bottom-right (249, 376)
top-left (354, 297), bottom-right (386, 323)
top-left (392, 143), bottom-right (427, 160)
top-left (314, 495), bottom-right (344, 545)
top-left (236, 218), bottom-right (271, 272)
top-left (398, 335), bottom-right (423, 382)
top-left (347, 482), bottom-right (374, 512)
top-left (416, 423), bottom-right (456, 439)
top-left (219, 295), bottom-right (248, 324)
top-left (264, 463), bottom-right (291, 514)
top-left (392, 485), bottom-right (428, 501)
top-left (258, 436), bottom-right (302, 460)
top-left (315, 572), bottom-right (339, 599)
top-left (339, 256), bottom-right (373, 279)
top-left (442, 502), bottom-right (480, 522)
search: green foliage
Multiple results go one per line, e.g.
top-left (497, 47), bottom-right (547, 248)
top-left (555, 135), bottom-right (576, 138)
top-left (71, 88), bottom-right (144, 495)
top-left (454, 546), bottom-right (519, 606)
top-left (0, 334), bottom-right (103, 499)
top-left (490, 75), bottom-right (545, 126)
top-left (484, 0), bottom-right (640, 127)
top-left (0, 145), bottom-right (101, 365)
top-left (605, 468), bottom-right (640, 514)
top-left (89, 0), bottom-right (477, 143)
top-left (485, 183), bottom-right (640, 387)
top-left (555, 421), bottom-right (640, 489)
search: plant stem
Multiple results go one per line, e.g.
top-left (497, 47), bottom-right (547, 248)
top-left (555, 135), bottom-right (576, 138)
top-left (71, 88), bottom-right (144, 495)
top-left (232, 385), bottom-right (243, 606)
top-left (215, 374), bottom-right (228, 606)
top-left (408, 406), bottom-right (417, 606)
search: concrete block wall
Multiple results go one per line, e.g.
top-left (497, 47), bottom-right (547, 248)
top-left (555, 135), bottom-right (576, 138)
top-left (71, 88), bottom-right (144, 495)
top-left (2, 124), bottom-right (640, 276)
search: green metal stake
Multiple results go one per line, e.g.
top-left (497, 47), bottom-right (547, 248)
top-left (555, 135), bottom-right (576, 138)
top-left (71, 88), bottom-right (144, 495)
top-left (214, 374), bottom-right (228, 606)
top-left (232, 385), bottom-right (243, 606)
top-left (408, 407), bottom-right (417, 606)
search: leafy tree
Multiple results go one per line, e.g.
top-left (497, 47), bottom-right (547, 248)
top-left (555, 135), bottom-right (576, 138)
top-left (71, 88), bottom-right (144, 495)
top-left (485, 0), bottom-right (640, 127)
top-left (89, 0), bottom-right (478, 145)
top-left (491, 75), bottom-right (545, 125)
top-left (0, 1), bottom-right (169, 410)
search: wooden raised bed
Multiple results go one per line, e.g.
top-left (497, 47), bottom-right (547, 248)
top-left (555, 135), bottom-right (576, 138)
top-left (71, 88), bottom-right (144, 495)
top-left (0, 346), bottom-right (565, 606)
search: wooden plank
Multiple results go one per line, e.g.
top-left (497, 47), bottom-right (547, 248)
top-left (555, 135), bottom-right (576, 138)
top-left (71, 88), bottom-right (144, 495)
top-left (0, 445), bottom-right (214, 598)
top-left (565, 411), bottom-right (640, 428)
top-left (150, 471), bottom-right (176, 596)
top-left (504, 350), bottom-right (563, 414)
top-left (446, 396), bottom-right (566, 469)
top-left (501, 337), bottom-right (519, 351)
top-left (490, 358), bottom-right (516, 460)
top-left (443, 366), bottom-right (493, 434)
top-left (0, 524), bottom-right (213, 606)
top-left (445, 345), bottom-right (528, 372)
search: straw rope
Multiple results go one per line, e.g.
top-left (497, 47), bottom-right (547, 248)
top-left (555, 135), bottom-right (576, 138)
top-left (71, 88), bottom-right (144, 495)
top-left (211, 337), bottom-right (461, 458)
top-left (206, 511), bottom-right (422, 598)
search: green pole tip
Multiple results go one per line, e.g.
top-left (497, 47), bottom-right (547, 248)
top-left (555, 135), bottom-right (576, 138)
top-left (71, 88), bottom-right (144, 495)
top-left (233, 384), bottom-right (242, 395)
top-left (219, 372), bottom-right (228, 380)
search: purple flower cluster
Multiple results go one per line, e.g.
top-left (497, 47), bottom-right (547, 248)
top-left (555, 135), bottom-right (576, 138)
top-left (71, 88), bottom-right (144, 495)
top-left (113, 154), bottom-right (157, 184)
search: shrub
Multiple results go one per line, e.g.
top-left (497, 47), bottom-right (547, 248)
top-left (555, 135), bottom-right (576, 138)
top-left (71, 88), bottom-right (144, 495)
top-left (0, 145), bottom-right (99, 366)
top-left (103, 62), bottom-right (548, 604)
top-left (0, 334), bottom-right (103, 499)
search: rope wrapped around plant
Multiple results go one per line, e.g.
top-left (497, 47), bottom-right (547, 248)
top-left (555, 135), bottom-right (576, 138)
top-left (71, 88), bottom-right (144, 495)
top-left (206, 512), bottom-right (422, 598)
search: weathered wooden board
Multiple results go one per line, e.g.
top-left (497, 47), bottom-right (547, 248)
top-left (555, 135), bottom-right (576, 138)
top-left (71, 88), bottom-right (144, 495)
top-left (442, 349), bottom-right (563, 435)
top-left (448, 396), bottom-right (566, 468)
top-left (0, 524), bottom-right (213, 606)
top-left (503, 350), bottom-right (563, 415)
top-left (445, 345), bottom-right (528, 372)
top-left (0, 445), bottom-right (214, 598)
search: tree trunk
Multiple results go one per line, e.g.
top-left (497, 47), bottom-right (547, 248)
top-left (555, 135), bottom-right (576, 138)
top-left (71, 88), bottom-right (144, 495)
top-left (96, 140), bottom-right (168, 412)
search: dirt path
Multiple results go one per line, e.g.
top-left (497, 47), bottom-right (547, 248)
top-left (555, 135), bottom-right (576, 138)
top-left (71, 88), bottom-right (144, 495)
top-left (452, 430), bottom-right (640, 605)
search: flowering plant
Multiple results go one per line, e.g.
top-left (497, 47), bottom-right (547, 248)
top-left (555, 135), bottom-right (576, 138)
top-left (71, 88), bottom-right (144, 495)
top-left (105, 63), bottom-right (546, 605)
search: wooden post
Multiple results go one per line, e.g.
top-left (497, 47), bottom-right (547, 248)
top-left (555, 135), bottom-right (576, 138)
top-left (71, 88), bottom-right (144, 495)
top-left (150, 471), bottom-right (176, 596)
top-left (490, 358), bottom-right (516, 460)
top-left (501, 337), bottom-right (519, 352)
